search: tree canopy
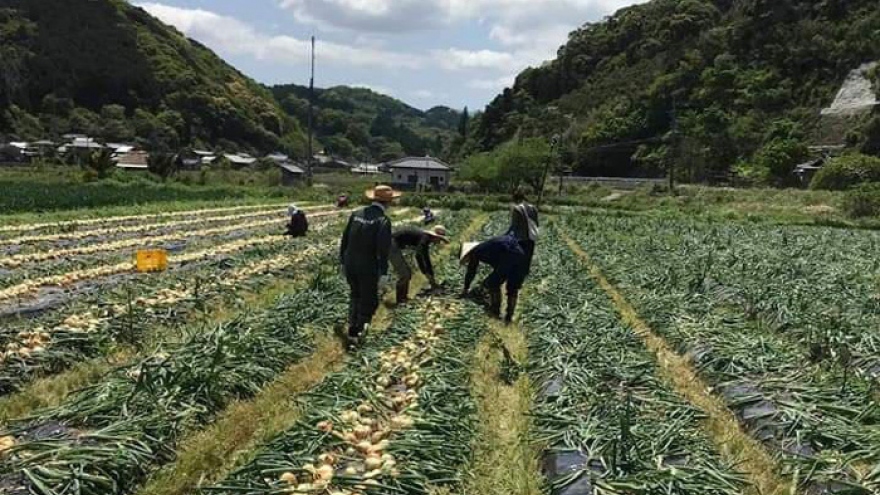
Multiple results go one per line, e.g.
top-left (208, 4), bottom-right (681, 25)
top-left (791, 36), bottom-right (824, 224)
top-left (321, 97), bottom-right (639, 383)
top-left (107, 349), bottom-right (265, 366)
top-left (471, 0), bottom-right (880, 184)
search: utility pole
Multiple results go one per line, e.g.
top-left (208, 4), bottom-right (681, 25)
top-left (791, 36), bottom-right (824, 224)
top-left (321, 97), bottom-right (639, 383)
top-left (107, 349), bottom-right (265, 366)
top-left (668, 98), bottom-right (678, 193)
top-left (307, 36), bottom-right (315, 187)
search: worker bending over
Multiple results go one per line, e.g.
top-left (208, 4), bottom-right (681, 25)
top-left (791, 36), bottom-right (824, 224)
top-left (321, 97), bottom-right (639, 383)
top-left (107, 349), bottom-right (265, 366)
top-left (422, 207), bottom-right (436, 225)
top-left (391, 225), bottom-right (449, 304)
top-left (339, 185), bottom-right (400, 348)
top-left (460, 234), bottom-right (529, 324)
top-left (508, 188), bottom-right (539, 272)
top-left (286, 204), bottom-right (308, 237)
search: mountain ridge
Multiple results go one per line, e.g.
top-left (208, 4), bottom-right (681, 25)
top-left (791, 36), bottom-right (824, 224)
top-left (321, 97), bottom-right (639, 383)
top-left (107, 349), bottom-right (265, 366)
top-left (472, 0), bottom-right (880, 181)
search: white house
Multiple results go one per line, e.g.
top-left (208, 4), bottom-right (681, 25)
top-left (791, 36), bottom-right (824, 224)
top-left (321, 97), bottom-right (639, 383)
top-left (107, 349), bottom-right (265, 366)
top-left (387, 156), bottom-right (452, 191)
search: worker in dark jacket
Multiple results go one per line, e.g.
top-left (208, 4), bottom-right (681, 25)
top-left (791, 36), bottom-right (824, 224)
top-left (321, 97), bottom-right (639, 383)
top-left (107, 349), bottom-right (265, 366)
top-left (391, 225), bottom-right (449, 304)
top-left (285, 204), bottom-right (308, 237)
top-left (507, 189), bottom-right (539, 273)
top-left (339, 185), bottom-right (400, 348)
top-left (460, 234), bottom-right (528, 324)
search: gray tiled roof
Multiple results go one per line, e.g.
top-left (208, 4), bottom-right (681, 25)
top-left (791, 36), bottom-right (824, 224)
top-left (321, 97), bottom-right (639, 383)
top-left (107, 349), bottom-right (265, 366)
top-left (387, 156), bottom-right (451, 171)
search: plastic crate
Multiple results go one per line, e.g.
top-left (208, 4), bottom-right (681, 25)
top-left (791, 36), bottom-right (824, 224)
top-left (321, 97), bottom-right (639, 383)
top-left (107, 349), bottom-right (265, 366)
top-left (135, 249), bottom-right (168, 273)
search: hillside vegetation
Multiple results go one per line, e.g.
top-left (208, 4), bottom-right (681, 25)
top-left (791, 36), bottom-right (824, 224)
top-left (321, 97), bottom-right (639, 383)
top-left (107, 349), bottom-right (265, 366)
top-left (272, 84), bottom-right (461, 162)
top-left (0, 0), bottom-right (306, 154)
top-left (473, 0), bottom-right (880, 183)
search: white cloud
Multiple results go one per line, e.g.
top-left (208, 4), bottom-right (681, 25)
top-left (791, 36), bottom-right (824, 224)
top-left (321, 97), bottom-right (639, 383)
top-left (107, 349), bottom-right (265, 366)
top-left (279, 0), bottom-right (646, 33)
top-left (351, 83), bottom-right (394, 95)
top-left (278, 0), bottom-right (446, 32)
top-left (433, 48), bottom-right (517, 71)
top-left (468, 74), bottom-right (517, 91)
top-left (138, 2), bottom-right (422, 69)
top-left (413, 89), bottom-right (434, 98)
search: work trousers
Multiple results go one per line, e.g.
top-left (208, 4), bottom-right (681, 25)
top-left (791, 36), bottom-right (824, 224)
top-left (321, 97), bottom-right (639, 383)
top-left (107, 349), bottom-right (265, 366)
top-left (389, 245), bottom-right (412, 292)
top-left (345, 270), bottom-right (380, 333)
top-left (519, 239), bottom-right (535, 275)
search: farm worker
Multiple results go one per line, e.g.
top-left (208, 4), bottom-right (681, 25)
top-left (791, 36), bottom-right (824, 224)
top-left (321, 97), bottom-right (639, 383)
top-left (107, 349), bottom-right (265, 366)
top-left (390, 225), bottom-right (449, 304)
top-left (460, 234), bottom-right (529, 324)
top-left (285, 204), bottom-right (308, 237)
top-left (422, 207), bottom-right (436, 225)
top-left (339, 185), bottom-right (401, 348)
top-left (337, 193), bottom-right (350, 208)
top-left (507, 188), bottom-right (539, 274)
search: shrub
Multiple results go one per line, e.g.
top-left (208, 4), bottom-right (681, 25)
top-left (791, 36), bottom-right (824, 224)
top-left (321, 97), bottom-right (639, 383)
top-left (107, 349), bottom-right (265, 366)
top-left (842, 183), bottom-right (880, 218)
top-left (810, 153), bottom-right (880, 190)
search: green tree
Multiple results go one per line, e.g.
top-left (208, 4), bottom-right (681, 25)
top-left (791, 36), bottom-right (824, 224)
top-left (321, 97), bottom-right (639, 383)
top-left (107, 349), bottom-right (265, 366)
top-left (811, 153), bottom-right (880, 190)
top-left (458, 106), bottom-right (469, 138)
top-left (100, 104), bottom-right (133, 142)
top-left (85, 149), bottom-right (116, 179)
top-left (147, 152), bottom-right (178, 180)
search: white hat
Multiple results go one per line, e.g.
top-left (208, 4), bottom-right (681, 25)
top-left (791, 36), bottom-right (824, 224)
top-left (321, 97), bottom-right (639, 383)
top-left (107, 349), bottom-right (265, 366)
top-left (459, 242), bottom-right (479, 265)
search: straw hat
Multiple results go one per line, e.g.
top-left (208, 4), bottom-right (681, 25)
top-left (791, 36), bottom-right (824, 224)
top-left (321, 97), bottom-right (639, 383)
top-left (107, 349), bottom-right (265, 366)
top-left (459, 242), bottom-right (479, 265)
top-left (365, 185), bottom-right (402, 202)
top-left (424, 225), bottom-right (449, 243)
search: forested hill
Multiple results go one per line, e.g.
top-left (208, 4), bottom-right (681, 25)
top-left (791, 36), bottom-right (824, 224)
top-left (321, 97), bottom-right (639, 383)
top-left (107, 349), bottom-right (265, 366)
top-left (0, 0), bottom-right (307, 154)
top-left (272, 84), bottom-right (462, 162)
top-left (473, 0), bottom-right (880, 182)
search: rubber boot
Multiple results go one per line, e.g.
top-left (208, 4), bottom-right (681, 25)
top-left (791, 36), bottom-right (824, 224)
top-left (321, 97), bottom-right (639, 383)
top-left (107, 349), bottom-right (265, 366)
top-left (504, 293), bottom-right (519, 325)
top-left (488, 288), bottom-right (502, 319)
top-left (347, 324), bottom-right (363, 350)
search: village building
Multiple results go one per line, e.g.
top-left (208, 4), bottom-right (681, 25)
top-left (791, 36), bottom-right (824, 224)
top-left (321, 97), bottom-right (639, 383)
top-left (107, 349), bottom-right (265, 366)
top-left (387, 156), bottom-right (452, 191)
top-left (279, 162), bottom-right (306, 186)
top-left (115, 150), bottom-right (150, 171)
top-left (224, 153), bottom-right (257, 168)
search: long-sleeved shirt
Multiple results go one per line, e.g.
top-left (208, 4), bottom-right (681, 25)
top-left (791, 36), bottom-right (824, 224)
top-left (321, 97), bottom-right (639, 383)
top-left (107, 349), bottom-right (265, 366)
top-left (340, 204), bottom-right (392, 275)
top-left (508, 202), bottom-right (539, 242)
top-left (393, 227), bottom-right (436, 278)
top-left (463, 234), bottom-right (527, 293)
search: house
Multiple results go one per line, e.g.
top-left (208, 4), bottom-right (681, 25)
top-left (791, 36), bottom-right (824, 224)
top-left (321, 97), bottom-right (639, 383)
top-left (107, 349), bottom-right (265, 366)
top-left (265, 152), bottom-right (290, 163)
top-left (63, 137), bottom-right (104, 161)
top-left (279, 162), bottom-right (306, 186)
top-left (387, 156), bottom-right (452, 191)
top-left (0, 143), bottom-right (27, 163)
top-left (312, 152), bottom-right (351, 171)
top-left (31, 140), bottom-right (56, 158)
top-left (351, 164), bottom-right (382, 175)
top-left (224, 153), bottom-right (257, 168)
top-left (115, 150), bottom-right (150, 171)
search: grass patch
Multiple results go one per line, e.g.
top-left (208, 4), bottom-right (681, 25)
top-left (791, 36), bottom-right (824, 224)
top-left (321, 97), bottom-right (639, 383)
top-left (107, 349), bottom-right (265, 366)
top-left (465, 315), bottom-right (541, 495)
top-left (0, 356), bottom-right (120, 423)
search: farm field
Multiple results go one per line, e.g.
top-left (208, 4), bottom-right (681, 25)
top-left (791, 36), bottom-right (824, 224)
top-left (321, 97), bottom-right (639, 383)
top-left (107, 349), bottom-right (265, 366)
top-left (0, 202), bottom-right (877, 495)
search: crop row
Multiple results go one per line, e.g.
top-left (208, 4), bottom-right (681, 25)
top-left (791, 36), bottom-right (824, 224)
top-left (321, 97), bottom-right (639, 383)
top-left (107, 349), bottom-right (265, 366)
top-left (0, 269), bottom-right (348, 495)
top-left (0, 204), bottom-right (307, 248)
top-left (0, 202), bottom-right (290, 236)
top-left (0, 209), bottom-right (429, 396)
top-left (0, 240), bottom-right (333, 395)
top-left (201, 227), bottom-right (485, 495)
top-left (564, 214), bottom-right (880, 492)
top-left (523, 225), bottom-right (748, 495)
top-left (0, 209), bottom-right (476, 495)
top-left (0, 210), bottom-right (349, 305)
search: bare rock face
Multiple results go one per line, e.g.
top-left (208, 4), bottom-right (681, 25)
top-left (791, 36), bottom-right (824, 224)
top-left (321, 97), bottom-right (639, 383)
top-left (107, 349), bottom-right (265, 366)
top-left (821, 62), bottom-right (878, 116)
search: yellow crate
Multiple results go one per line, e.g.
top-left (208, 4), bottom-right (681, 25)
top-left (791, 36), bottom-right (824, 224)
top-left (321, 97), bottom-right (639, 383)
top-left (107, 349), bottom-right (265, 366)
top-left (135, 249), bottom-right (168, 273)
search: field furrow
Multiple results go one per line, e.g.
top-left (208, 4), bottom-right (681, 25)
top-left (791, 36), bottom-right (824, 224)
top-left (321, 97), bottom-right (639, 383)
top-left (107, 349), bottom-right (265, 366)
top-left (564, 214), bottom-right (880, 493)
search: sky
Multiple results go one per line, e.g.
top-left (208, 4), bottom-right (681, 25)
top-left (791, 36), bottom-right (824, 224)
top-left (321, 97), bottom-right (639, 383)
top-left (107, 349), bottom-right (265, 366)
top-left (136, 0), bottom-right (647, 111)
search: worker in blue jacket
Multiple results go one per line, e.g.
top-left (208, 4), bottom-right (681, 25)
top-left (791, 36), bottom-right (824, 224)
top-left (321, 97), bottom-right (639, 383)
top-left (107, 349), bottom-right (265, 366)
top-left (459, 234), bottom-right (529, 324)
top-left (339, 185), bottom-right (400, 348)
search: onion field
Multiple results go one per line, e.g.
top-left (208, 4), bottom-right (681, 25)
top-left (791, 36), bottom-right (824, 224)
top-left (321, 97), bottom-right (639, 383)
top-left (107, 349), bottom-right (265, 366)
top-left (0, 203), bottom-right (877, 495)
